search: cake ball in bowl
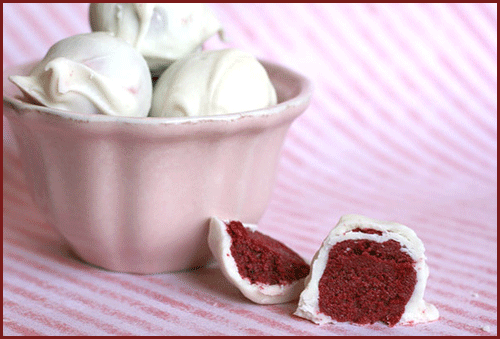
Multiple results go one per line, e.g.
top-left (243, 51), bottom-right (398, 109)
top-left (9, 32), bottom-right (152, 117)
top-left (150, 48), bottom-right (277, 117)
top-left (89, 3), bottom-right (223, 75)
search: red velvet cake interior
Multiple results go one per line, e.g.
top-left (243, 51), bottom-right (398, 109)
top-left (318, 234), bottom-right (416, 327)
top-left (226, 221), bottom-right (310, 285)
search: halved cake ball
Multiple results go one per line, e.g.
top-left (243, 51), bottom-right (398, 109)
top-left (208, 217), bottom-right (310, 304)
top-left (294, 214), bottom-right (439, 327)
top-left (9, 32), bottom-right (152, 117)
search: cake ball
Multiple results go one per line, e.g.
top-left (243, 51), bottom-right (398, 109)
top-left (208, 217), bottom-right (310, 304)
top-left (294, 214), bottom-right (439, 327)
top-left (89, 3), bottom-right (223, 75)
top-left (9, 32), bottom-right (152, 117)
top-left (150, 48), bottom-right (277, 117)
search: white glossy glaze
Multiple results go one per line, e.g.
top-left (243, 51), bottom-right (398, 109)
top-left (89, 3), bottom-right (223, 74)
top-left (150, 48), bottom-right (277, 117)
top-left (9, 32), bottom-right (152, 117)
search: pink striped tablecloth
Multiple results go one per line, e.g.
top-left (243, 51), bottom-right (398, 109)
top-left (3, 3), bottom-right (497, 336)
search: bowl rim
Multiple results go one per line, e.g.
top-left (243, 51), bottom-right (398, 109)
top-left (3, 59), bottom-right (312, 126)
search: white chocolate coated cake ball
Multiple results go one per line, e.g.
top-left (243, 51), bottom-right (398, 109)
top-left (89, 3), bottom-right (223, 75)
top-left (150, 48), bottom-right (277, 118)
top-left (9, 32), bottom-right (152, 117)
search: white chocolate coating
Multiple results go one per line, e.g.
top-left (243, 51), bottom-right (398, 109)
top-left (294, 214), bottom-right (439, 326)
top-left (150, 48), bottom-right (277, 117)
top-left (9, 32), bottom-right (152, 117)
top-left (208, 217), bottom-right (306, 305)
top-left (89, 3), bottom-right (223, 75)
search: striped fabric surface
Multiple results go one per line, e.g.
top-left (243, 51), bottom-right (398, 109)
top-left (3, 3), bottom-right (497, 336)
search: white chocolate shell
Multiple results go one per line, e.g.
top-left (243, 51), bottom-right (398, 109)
top-left (9, 32), bottom-right (152, 117)
top-left (89, 3), bottom-right (223, 74)
top-left (150, 48), bottom-right (277, 117)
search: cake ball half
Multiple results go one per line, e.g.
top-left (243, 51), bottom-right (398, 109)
top-left (294, 214), bottom-right (439, 327)
top-left (208, 217), bottom-right (310, 304)
top-left (9, 32), bottom-right (152, 117)
top-left (150, 48), bottom-right (277, 117)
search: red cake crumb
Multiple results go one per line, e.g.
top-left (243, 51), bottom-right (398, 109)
top-left (226, 221), bottom-right (310, 285)
top-left (318, 239), bottom-right (416, 327)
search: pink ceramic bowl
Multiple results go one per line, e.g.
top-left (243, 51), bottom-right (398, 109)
top-left (3, 60), bottom-right (312, 274)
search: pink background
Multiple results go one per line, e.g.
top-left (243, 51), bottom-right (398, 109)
top-left (3, 3), bottom-right (497, 335)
